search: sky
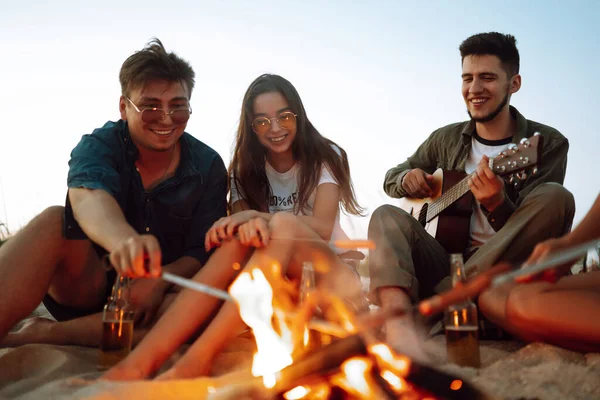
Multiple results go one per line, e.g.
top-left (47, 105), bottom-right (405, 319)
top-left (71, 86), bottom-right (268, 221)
top-left (1, 0), bottom-right (599, 240)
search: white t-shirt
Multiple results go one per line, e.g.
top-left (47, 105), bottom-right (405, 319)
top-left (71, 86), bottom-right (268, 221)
top-left (464, 134), bottom-right (512, 250)
top-left (229, 160), bottom-right (350, 253)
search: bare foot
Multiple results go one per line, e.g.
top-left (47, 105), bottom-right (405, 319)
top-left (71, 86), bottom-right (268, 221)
top-left (0, 317), bottom-right (56, 347)
top-left (155, 358), bottom-right (213, 380)
top-left (385, 317), bottom-right (429, 363)
top-left (102, 362), bottom-right (149, 381)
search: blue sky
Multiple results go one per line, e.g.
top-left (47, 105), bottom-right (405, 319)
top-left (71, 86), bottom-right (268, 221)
top-left (0, 0), bottom-right (598, 239)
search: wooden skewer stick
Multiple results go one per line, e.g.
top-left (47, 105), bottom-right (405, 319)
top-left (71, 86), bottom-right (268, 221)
top-left (270, 237), bottom-right (376, 250)
top-left (419, 238), bottom-right (600, 316)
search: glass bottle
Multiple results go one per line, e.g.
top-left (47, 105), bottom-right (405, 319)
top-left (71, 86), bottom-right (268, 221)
top-left (97, 275), bottom-right (135, 371)
top-left (299, 262), bottom-right (323, 351)
top-left (444, 253), bottom-right (481, 368)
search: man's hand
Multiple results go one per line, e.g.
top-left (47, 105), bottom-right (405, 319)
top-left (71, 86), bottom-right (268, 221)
top-left (205, 211), bottom-right (259, 251)
top-left (238, 218), bottom-right (270, 248)
top-left (468, 155), bottom-right (505, 212)
top-left (401, 168), bottom-right (435, 198)
top-left (109, 234), bottom-right (161, 278)
top-left (129, 278), bottom-right (167, 328)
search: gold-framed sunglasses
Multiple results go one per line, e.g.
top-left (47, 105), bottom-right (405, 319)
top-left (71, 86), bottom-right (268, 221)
top-left (126, 97), bottom-right (192, 124)
top-left (251, 111), bottom-right (297, 134)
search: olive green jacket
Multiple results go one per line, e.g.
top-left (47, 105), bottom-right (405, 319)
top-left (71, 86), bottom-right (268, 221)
top-left (383, 106), bottom-right (569, 231)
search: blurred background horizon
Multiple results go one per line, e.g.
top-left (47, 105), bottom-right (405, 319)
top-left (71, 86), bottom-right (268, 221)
top-left (1, 0), bottom-right (599, 240)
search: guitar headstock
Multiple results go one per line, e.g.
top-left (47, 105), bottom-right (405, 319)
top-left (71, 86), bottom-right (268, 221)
top-left (490, 133), bottom-right (543, 184)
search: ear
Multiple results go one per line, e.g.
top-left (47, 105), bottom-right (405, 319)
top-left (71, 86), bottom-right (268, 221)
top-left (119, 96), bottom-right (128, 120)
top-left (509, 74), bottom-right (521, 94)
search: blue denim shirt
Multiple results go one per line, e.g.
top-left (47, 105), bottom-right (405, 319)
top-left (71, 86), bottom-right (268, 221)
top-left (63, 120), bottom-right (227, 265)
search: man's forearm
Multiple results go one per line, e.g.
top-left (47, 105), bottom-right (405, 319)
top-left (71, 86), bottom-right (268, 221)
top-left (69, 188), bottom-right (136, 251)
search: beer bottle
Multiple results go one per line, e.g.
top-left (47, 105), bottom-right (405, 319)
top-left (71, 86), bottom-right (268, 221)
top-left (97, 275), bottom-right (135, 370)
top-left (299, 262), bottom-right (324, 351)
top-left (444, 253), bottom-right (481, 368)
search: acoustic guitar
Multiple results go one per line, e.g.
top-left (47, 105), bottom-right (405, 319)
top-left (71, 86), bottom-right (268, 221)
top-left (398, 134), bottom-right (542, 254)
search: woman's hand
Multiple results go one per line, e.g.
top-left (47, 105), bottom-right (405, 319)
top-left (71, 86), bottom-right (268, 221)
top-left (204, 211), bottom-right (258, 251)
top-left (237, 218), bottom-right (270, 248)
top-left (516, 237), bottom-right (574, 283)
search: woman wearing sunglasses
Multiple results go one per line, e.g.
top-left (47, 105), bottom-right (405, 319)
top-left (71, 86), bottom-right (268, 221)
top-left (104, 74), bottom-right (365, 380)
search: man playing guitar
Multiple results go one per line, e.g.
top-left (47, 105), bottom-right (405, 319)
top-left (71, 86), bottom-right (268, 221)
top-left (368, 32), bottom-right (574, 355)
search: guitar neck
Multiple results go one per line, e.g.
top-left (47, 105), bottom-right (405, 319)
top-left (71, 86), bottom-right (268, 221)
top-left (426, 174), bottom-right (471, 222)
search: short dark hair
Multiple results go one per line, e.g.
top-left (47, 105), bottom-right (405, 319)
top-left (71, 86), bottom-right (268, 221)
top-left (119, 38), bottom-right (195, 98)
top-left (459, 32), bottom-right (520, 76)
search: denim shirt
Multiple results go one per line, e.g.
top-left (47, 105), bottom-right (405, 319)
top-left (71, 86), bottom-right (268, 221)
top-left (63, 120), bottom-right (227, 265)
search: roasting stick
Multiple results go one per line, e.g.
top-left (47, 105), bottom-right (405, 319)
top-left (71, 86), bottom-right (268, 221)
top-left (419, 238), bottom-right (600, 316)
top-left (161, 238), bottom-right (373, 300)
top-left (269, 237), bottom-right (376, 250)
top-left (490, 238), bottom-right (600, 286)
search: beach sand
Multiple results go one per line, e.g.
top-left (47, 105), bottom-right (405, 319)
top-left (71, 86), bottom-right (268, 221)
top-left (1, 304), bottom-right (599, 400)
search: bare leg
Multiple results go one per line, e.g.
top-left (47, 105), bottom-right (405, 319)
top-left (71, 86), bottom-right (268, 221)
top-left (158, 212), bottom-right (364, 379)
top-left (1, 293), bottom-right (178, 348)
top-left (0, 206), bottom-right (108, 339)
top-left (480, 271), bottom-right (600, 351)
top-left (102, 238), bottom-right (252, 381)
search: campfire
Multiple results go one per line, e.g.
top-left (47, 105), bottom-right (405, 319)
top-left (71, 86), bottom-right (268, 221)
top-left (207, 262), bottom-right (495, 400)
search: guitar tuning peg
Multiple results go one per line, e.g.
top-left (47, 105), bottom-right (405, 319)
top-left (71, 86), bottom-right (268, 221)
top-left (509, 174), bottom-right (515, 184)
top-left (532, 166), bottom-right (538, 175)
top-left (533, 131), bottom-right (541, 136)
top-left (519, 138), bottom-right (531, 148)
top-left (507, 143), bottom-right (518, 153)
top-left (517, 171), bottom-right (528, 181)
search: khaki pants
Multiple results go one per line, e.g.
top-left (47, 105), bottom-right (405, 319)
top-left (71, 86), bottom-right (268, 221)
top-left (368, 183), bottom-right (575, 302)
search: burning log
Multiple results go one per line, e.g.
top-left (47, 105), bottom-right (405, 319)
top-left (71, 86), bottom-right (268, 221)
top-left (273, 334), bottom-right (368, 394)
top-left (406, 363), bottom-right (500, 400)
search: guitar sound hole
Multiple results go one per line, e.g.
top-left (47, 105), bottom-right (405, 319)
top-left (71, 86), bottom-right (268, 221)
top-left (418, 203), bottom-right (428, 227)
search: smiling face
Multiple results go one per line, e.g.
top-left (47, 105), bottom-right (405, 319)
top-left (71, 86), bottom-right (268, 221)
top-left (252, 91), bottom-right (297, 158)
top-left (461, 54), bottom-right (520, 123)
top-left (119, 79), bottom-right (190, 152)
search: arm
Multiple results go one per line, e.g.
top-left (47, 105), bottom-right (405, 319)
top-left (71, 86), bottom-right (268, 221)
top-left (67, 129), bottom-right (161, 277)
top-left (520, 193), bottom-right (600, 283)
top-left (383, 130), bottom-right (441, 198)
top-left (69, 188), bottom-right (138, 254)
top-left (562, 193), bottom-right (600, 245)
top-left (297, 183), bottom-right (340, 241)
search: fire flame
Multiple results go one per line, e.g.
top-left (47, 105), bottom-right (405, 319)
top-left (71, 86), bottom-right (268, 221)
top-left (331, 357), bottom-right (375, 399)
top-left (229, 268), bottom-right (294, 388)
top-left (228, 264), bottom-right (418, 398)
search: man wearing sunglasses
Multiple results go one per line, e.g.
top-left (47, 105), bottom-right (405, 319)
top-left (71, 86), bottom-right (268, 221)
top-left (0, 39), bottom-right (227, 344)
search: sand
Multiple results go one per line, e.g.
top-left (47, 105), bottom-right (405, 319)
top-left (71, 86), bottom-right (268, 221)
top-left (1, 305), bottom-right (599, 400)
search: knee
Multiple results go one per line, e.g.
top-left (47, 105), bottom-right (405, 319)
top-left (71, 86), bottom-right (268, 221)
top-left (525, 183), bottom-right (575, 230)
top-left (268, 212), bottom-right (300, 235)
top-left (368, 204), bottom-right (412, 236)
top-left (34, 206), bottom-right (65, 227)
top-left (526, 183), bottom-right (575, 213)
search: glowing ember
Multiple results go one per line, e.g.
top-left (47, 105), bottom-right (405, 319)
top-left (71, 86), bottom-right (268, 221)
top-left (381, 370), bottom-right (406, 392)
top-left (331, 357), bottom-right (374, 399)
top-left (283, 385), bottom-right (309, 399)
top-left (450, 379), bottom-right (463, 390)
top-left (229, 268), bottom-right (293, 388)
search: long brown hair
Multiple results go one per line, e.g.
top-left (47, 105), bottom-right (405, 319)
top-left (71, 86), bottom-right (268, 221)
top-left (229, 74), bottom-right (363, 216)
